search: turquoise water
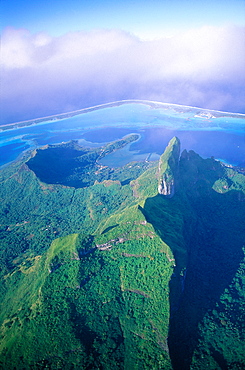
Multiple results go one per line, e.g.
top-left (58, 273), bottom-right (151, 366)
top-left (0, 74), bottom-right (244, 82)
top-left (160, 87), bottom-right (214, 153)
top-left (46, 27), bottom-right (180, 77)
top-left (1, 102), bottom-right (245, 168)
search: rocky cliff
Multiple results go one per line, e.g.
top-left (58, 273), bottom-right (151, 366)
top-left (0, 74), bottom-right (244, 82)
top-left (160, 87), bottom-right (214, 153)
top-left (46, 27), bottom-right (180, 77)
top-left (158, 137), bottom-right (180, 197)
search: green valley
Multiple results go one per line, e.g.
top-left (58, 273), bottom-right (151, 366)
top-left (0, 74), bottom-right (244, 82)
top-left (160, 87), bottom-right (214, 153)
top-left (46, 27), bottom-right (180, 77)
top-left (0, 136), bottom-right (244, 369)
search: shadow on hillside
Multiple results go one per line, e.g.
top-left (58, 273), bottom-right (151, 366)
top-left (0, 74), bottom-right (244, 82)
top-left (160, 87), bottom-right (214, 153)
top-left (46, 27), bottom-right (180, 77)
top-left (142, 187), bottom-right (245, 370)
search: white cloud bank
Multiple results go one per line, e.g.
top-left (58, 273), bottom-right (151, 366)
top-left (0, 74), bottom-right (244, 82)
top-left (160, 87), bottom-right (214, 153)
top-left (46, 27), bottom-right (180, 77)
top-left (1, 25), bottom-right (245, 123)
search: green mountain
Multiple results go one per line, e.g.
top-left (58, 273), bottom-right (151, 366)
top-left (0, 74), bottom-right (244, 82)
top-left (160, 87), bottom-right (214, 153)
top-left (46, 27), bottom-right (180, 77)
top-left (0, 137), bottom-right (244, 369)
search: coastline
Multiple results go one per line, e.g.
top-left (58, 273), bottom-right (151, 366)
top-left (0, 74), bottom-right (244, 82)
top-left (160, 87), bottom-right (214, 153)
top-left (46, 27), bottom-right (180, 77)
top-left (1, 99), bottom-right (245, 131)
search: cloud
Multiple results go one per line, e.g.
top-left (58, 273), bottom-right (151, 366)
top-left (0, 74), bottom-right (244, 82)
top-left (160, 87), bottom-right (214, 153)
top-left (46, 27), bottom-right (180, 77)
top-left (1, 25), bottom-right (245, 123)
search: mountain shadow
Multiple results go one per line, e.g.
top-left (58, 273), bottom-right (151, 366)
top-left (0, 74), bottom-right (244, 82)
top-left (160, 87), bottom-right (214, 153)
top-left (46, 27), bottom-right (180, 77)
top-left (27, 135), bottom-right (146, 188)
top-left (142, 150), bottom-right (245, 369)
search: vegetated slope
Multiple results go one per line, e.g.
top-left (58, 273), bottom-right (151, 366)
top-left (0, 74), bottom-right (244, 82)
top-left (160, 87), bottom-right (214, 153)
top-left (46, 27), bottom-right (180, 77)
top-left (0, 137), bottom-right (244, 369)
top-left (0, 136), bottom-right (153, 276)
top-left (0, 139), bottom-right (175, 370)
top-left (27, 134), bottom-right (142, 188)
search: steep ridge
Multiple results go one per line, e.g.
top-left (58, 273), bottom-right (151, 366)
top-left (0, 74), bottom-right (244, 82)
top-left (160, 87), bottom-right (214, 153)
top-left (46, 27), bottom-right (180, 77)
top-left (158, 137), bottom-right (180, 197)
top-left (168, 151), bottom-right (245, 369)
top-left (143, 147), bottom-right (245, 369)
top-left (0, 137), bottom-right (244, 369)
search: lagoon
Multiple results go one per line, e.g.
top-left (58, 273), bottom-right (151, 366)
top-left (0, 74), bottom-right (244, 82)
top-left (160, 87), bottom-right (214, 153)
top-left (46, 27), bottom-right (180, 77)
top-left (1, 101), bottom-right (244, 168)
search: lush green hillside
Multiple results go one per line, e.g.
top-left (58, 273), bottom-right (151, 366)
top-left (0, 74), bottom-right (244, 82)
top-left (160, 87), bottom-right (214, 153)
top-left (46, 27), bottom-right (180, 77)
top-left (0, 137), bottom-right (244, 369)
top-left (27, 135), bottom-right (143, 188)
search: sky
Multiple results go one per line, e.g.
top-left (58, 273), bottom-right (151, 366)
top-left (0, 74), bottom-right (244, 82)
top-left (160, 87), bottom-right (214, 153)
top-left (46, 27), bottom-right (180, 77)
top-left (1, 0), bottom-right (245, 124)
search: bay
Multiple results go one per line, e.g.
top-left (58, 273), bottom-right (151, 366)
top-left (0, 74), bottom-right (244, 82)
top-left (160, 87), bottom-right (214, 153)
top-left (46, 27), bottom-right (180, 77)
top-left (0, 101), bottom-right (244, 168)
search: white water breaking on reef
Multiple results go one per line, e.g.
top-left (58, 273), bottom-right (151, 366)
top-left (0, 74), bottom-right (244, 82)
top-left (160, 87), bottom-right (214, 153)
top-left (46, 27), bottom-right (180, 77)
top-left (1, 100), bottom-right (245, 168)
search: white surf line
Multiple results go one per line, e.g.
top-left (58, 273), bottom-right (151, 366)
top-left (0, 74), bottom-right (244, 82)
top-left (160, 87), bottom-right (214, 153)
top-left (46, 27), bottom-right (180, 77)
top-left (1, 99), bottom-right (245, 129)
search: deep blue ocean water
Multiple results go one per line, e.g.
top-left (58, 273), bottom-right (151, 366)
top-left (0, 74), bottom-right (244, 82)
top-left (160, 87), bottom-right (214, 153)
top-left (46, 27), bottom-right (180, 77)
top-left (1, 102), bottom-right (245, 168)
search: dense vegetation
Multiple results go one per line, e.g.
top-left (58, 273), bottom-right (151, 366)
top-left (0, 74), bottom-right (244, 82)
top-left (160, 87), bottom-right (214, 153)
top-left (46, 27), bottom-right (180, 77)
top-left (0, 136), bottom-right (244, 369)
top-left (27, 135), bottom-right (142, 188)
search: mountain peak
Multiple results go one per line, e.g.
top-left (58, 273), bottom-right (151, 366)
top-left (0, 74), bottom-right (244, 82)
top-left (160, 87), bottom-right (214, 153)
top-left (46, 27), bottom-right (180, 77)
top-left (158, 137), bottom-right (180, 197)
